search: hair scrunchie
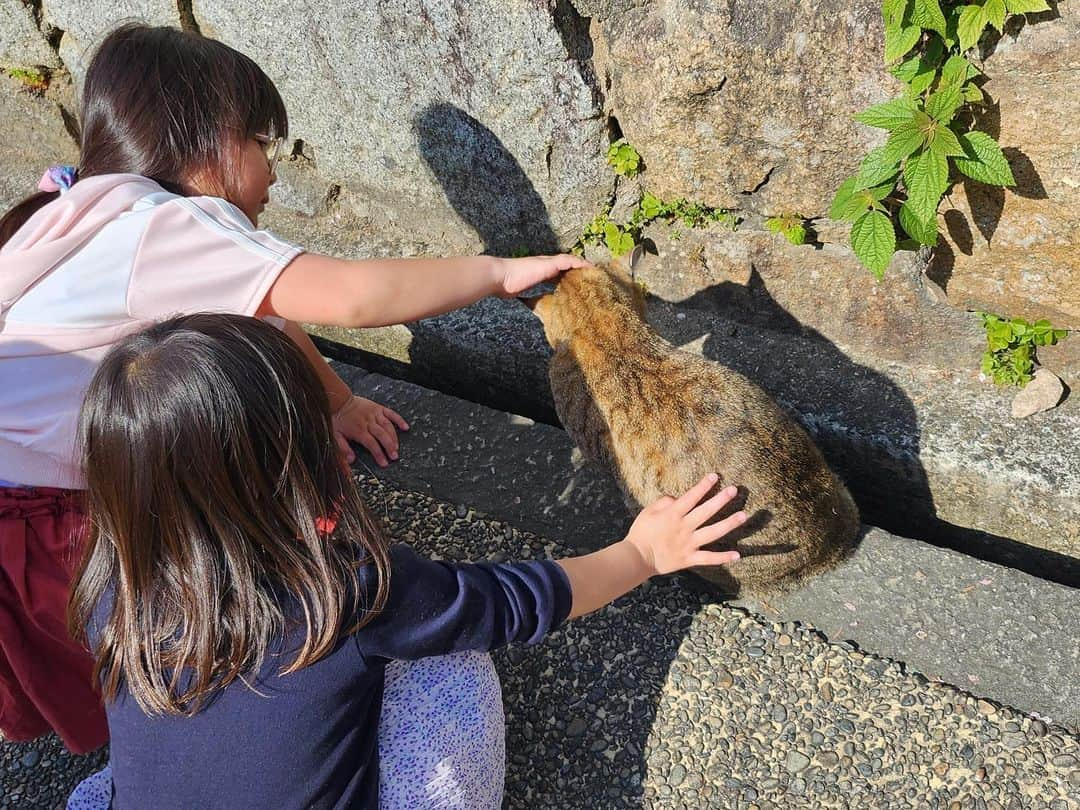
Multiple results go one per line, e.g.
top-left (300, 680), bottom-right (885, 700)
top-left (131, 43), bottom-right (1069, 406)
top-left (37, 164), bottom-right (78, 194)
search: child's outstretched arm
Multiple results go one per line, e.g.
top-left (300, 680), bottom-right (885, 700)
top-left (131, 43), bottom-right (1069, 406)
top-left (356, 474), bottom-right (744, 663)
top-left (557, 474), bottom-right (744, 619)
top-left (259, 252), bottom-right (588, 328)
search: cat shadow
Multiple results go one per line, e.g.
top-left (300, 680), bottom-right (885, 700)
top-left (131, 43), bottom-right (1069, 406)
top-left (645, 270), bottom-right (1080, 587)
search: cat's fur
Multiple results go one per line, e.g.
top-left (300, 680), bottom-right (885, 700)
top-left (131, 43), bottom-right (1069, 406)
top-left (526, 263), bottom-right (860, 596)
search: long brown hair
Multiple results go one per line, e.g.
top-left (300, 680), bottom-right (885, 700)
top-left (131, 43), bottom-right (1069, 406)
top-left (0, 23), bottom-right (287, 246)
top-left (69, 314), bottom-right (390, 716)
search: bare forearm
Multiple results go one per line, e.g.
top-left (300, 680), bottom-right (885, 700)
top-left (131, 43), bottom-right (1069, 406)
top-left (265, 253), bottom-right (505, 328)
top-left (556, 541), bottom-right (654, 621)
top-left (284, 320), bottom-right (352, 411)
top-left (348, 255), bottom-right (503, 325)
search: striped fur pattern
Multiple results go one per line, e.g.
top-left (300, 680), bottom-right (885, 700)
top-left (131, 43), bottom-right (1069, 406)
top-left (528, 263), bottom-right (860, 596)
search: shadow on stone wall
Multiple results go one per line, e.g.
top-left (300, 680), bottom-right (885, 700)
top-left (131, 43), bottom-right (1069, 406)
top-left (414, 103), bottom-right (561, 257)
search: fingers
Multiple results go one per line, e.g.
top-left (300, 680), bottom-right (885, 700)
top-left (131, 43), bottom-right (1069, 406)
top-left (369, 419), bottom-right (399, 460)
top-left (552, 253), bottom-right (591, 270)
top-left (694, 510), bottom-right (749, 545)
top-left (689, 549), bottom-right (741, 568)
top-left (383, 406), bottom-right (410, 431)
top-left (334, 431), bottom-right (356, 465)
top-left (674, 473), bottom-right (721, 513)
top-left (685, 484), bottom-right (739, 527)
top-left (356, 432), bottom-right (389, 468)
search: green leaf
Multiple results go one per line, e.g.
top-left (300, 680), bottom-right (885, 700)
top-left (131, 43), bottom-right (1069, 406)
top-left (957, 4), bottom-right (987, 51)
top-left (831, 177), bottom-right (870, 220)
top-left (899, 201), bottom-right (939, 245)
top-left (883, 122), bottom-right (927, 164)
top-left (1005, 0), bottom-right (1050, 12)
top-left (930, 125), bottom-right (966, 157)
top-left (983, 0), bottom-right (1006, 30)
top-left (853, 97), bottom-right (918, 130)
top-left (851, 210), bottom-right (897, 278)
top-left (911, 0), bottom-right (948, 36)
top-left (925, 81), bottom-right (964, 123)
top-left (940, 55), bottom-right (972, 86)
top-left (892, 54), bottom-right (938, 95)
top-left (868, 180), bottom-right (896, 201)
top-left (885, 25), bottom-right (923, 62)
top-left (884, 0), bottom-right (912, 27)
top-left (962, 82), bottom-right (985, 103)
top-left (639, 191), bottom-right (664, 220)
top-left (903, 148), bottom-right (949, 222)
top-left (955, 131), bottom-right (1016, 186)
top-left (855, 146), bottom-right (902, 189)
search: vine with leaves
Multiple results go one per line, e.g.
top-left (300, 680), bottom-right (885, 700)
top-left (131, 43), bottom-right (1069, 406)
top-left (829, 0), bottom-right (1052, 277)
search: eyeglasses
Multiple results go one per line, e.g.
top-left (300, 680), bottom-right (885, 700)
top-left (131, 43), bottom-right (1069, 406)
top-left (254, 133), bottom-right (284, 173)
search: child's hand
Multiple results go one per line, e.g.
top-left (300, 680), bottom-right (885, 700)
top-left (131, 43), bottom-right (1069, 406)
top-left (624, 474), bottom-right (745, 576)
top-left (332, 396), bottom-right (410, 467)
top-left (496, 254), bottom-right (591, 297)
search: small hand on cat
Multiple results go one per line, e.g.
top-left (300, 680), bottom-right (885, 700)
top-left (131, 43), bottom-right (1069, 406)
top-left (556, 474), bottom-right (744, 620)
top-left (624, 473), bottom-right (745, 575)
top-left (495, 254), bottom-right (591, 297)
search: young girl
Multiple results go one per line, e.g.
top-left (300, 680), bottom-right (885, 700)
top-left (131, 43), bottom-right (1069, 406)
top-left (68, 313), bottom-right (744, 808)
top-left (0, 22), bottom-right (586, 756)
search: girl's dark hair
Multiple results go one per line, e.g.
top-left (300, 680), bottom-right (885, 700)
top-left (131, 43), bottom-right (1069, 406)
top-left (0, 24), bottom-right (287, 247)
top-left (69, 314), bottom-right (389, 716)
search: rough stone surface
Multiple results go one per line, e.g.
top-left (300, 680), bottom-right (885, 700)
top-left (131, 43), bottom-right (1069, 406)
top-left (928, 3), bottom-right (1080, 329)
top-left (194, 0), bottom-right (611, 256)
top-left (588, 0), bottom-right (894, 216)
top-left (315, 288), bottom-right (1080, 564)
top-left (1011, 368), bottom-right (1066, 419)
top-left (335, 367), bottom-right (1080, 726)
top-left (41, 1), bottom-right (180, 88)
top-left (0, 0), bottom-right (59, 69)
top-left (0, 74), bottom-right (77, 209)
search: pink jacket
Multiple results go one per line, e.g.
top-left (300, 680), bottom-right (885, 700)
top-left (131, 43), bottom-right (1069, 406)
top-left (0, 174), bottom-right (301, 488)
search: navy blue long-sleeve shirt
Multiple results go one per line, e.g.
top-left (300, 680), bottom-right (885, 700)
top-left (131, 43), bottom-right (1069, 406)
top-left (100, 544), bottom-right (573, 809)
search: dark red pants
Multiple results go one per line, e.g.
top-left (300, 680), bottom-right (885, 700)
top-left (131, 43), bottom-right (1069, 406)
top-left (0, 486), bottom-right (107, 753)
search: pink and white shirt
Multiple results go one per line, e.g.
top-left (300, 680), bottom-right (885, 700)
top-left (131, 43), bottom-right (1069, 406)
top-left (0, 174), bottom-right (303, 488)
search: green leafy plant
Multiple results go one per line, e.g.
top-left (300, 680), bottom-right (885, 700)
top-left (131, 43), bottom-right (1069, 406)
top-left (576, 143), bottom-right (740, 257)
top-left (766, 213), bottom-right (808, 245)
top-left (607, 139), bottom-right (641, 178)
top-left (5, 67), bottom-right (48, 94)
top-left (831, 0), bottom-right (1047, 277)
top-left (509, 246), bottom-right (532, 258)
top-left (979, 313), bottom-right (1068, 387)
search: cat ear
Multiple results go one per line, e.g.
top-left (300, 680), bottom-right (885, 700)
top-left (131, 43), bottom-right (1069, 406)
top-left (517, 294), bottom-right (547, 313)
top-left (612, 244), bottom-right (645, 280)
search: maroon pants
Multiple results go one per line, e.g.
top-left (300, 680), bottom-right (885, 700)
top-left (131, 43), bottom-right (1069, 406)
top-left (0, 486), bottom-right (107, 753)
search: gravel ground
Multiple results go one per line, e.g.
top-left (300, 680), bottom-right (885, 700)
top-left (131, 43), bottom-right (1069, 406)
top-left (3, 476), bottom-right (1078, 809)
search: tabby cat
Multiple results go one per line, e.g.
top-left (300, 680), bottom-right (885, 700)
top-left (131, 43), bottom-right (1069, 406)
top-left (525, 262), bottom-right (860, 596)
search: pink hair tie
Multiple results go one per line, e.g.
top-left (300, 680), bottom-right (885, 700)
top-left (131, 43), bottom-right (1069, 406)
top-left (37, 164), bottom-right (78, 194)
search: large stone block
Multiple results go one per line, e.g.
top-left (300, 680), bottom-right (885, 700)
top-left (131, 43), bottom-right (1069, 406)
top-left (195, 0), bottom-right (612, 255)
top-left (40, 1), bottom-right (180, 86)
top-left (0, 75), bottom-right (77, 210)
top-left (928, 5), bottom-right (1080, 329)
top-left (587, 0), bottom-right (894, 216)
top-left (0, 0), bottom-right (58, 69)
